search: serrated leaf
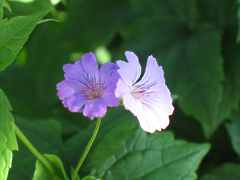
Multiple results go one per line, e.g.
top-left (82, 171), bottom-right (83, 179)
top-left (200, 163), bottom-right (240, 180)
top-left (9, 117), bottom-right (63, 180)
top-left (91, 131), bottom-right (209, 180)
top-left (124, 0), bottom-right (224, 137)
top-left (226, 114), bottom-right (240, 156)
top-left (32, 154), bottom-right (69, 180)
top-left (0, 0), bottom-right (53, 72)
top-left (64, 109), bottom-right (210, 180)
top-left (0, 89), bottom-right (18, 180)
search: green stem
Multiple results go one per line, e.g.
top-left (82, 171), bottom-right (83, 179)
top-left (73, 118), bottom-right (102, 179)
top-left (14, 125), bottom-right (55, 175)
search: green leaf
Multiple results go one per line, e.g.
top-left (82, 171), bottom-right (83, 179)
top-left (64, 0), bottom-right (130, 51)
top-left (226, 114), bottom-right (240, 156)
top-left (82, 176), bottom-right (99, 180)
top-left (0, 89), bottom-right (18, 180)
top-left (218, 41), bottom-right (240, 121)
top-left (92, 132), bottom-right (209, 180)
top-left (0, 20), bottom-right (69, 117)
top-left (124, 0), bottom-right (224, 137)
top-left (0, 0), bottom-right (3, 19)
top-left (198, 0), bottom-right (236, 29)
top-left (0, 0), bottom-right (53, 72)
top-left (64, 109), bottom-right (210, 180)
top-left (200, 163), bottom-right (240, 180)
top-left (32, 154), bottom-right (69, 180)
top-left (8, 117), bottom-right (63, 180)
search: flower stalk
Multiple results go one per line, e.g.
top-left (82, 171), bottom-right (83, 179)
top-left (73, 118), bottom-right (102, 179)
top-left (14, 124), bottom-right (55, 175)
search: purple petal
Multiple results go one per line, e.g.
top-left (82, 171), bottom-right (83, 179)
top-left (116, 51), bottom-right (141, 85)
top-left (99, 63), bottom-right (120, 107)
top-left (76, 52), bottom-right (98, 73)
top-left (83, 100), bottom-right (107, 119)
top-left (102, 92), bottom-right (119, 107)
top-left (57, 80), bottom-right (80, 100)
top-left (63, 94), bottom-right (86, 112)
top-left (64, 52), bottom-right (98, 80)
top-left (100, 62), bottom-right (119, 83)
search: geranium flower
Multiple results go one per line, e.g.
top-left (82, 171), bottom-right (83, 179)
top-left (57, 52), bottom-right (119, 119)
top-left (115, 51), bottom-right (174, 133)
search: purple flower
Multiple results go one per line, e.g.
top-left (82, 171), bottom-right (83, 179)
top-left (115, 51), bottom-right (174, 133)
top-left (57, 52), bottom-right (120, 119)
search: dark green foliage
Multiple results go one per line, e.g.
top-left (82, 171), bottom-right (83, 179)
top-left (0, 0), bottom-right (240, 179)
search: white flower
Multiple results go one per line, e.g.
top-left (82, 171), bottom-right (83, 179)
top-left (115, 51), bottom-right (174, 133)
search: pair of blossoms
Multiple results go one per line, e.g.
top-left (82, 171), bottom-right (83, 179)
top-left (57, 51), bottom-right (174, 133)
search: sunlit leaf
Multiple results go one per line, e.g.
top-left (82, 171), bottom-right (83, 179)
top-left (0, 89), bottom-right (18, 180)
top-left (0, 0), bottom-right (52, 71)
top-left (32, 154), bottom-right (69, 180)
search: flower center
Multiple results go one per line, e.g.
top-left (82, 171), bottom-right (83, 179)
top-left (87, 87), bottom-right (103, 99)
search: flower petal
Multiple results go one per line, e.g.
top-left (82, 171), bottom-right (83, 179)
top-left (83, 100), bottom-right (107, 119)
top-left (102, 93), bottom-right (119, 107)
top-left (122, 93), bottom-right (163, 133)
top-left (116, 51), bottom-right (141, 86)
top-left (137, 105), bottom-right (170, 133)
top-left (99, 62), bottom-right (119, 82)
top-left (64, 52), bottom-right (98, 80)
top-left (63, 94), bottom-right (86, 112)
top-left (136, 55), bottom-right (174, 115)
top-left (77, 52), bottom-right (98, 73)
top-left (57, 80), bottom-right (81, 100)
top-left (115, 79), bottom-right (131, 98)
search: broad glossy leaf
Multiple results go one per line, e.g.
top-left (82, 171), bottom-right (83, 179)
top-left (9, 117), bottom-right (63, 180)
top-left (124, 0), bottom-right (224, 137)
top-left (0, 0), bottom-right (53, 71)
top-left (201, 163), bottom-right (240, 180)
top-left (64, 109), bottom-right (210, 180)
top-left (0, 89), bottom-right (18, 180)
top-left (32, 154), bottom-right (69, 180)
top-left (91, 131), bottom-right (209, 180)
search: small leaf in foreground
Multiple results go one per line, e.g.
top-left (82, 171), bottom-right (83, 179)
top-left (32, 154), bottom-right (69, 180)
top-left (0, 89), bottom-right (18, 180)
top-left (0, 0), bottom-right (52, 71)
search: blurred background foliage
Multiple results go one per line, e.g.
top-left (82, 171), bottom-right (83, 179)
top-left (1, 0), bottom-right (240, 179)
